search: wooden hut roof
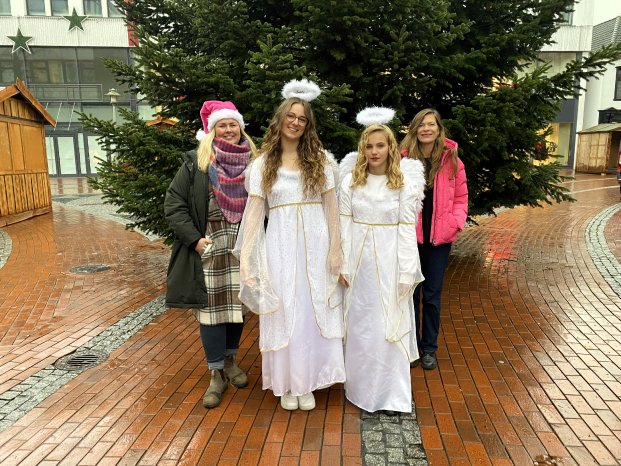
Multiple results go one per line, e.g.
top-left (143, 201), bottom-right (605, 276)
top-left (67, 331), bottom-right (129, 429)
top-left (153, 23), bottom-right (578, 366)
top-left (0, 78), bottom-right (56, 126)
top-left (578, 122), bottom-right (621, 133)
top-left (146, 115), bottom-right (178, 127)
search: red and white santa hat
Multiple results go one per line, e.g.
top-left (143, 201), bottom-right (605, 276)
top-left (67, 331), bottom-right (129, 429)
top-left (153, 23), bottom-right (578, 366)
top-left (197, 100), bottom-right (245, 141)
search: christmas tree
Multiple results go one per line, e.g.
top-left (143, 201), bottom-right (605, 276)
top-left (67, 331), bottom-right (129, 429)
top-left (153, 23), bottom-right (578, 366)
top-left (82, 0), bottom-right (621, 240)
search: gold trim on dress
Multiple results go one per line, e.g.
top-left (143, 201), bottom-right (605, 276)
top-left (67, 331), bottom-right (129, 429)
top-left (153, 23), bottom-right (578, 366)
top-left (269, 201), bottom-right (322, 210)
top-left (249, 193), bottom-right (265, 200)
top-left (353, 219), bottom-right (398, 226)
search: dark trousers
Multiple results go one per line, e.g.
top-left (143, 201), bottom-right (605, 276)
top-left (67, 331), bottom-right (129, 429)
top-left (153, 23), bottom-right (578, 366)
top-left (199, 322), bottom-right (244, 369)
top-left (413, 242), bottom-right (452, 354)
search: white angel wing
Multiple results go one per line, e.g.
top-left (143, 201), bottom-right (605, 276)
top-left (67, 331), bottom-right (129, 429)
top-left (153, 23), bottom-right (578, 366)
top-left (324, 150), bottom-right (340, 193)
top-left (400, 158), bottom-right (426, 215)
top-left (338, 151), bottom-right (359, 189)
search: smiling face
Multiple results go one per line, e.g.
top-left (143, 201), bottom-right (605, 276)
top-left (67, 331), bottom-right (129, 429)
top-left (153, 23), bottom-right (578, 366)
top-left (416, 113), bottom-right (439, 149)
top-left (214, 118), bottom-right (241, 144)
top-left (280, 103), bottom-right (307, 142)
top-left (365, 129), bottom-right (389, 175)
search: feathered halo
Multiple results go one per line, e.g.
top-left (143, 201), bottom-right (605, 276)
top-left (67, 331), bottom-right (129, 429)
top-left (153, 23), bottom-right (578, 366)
top-left (356, 107), bottom-right (396, 126)
top-left (281, 79), bottom-right (321, 102)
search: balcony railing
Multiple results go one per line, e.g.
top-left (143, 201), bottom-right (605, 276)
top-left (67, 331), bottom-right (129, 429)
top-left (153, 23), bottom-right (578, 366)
top-left (28, 84), bottom-right (104, 102)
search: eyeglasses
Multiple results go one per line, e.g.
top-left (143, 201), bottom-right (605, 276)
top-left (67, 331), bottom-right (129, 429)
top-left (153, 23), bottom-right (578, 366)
top-left (285, 112), bottom-right (308, 126)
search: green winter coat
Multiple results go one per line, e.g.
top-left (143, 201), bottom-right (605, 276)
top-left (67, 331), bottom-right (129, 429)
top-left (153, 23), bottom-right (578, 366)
top-left (164, 150), bottom-right (210, 308)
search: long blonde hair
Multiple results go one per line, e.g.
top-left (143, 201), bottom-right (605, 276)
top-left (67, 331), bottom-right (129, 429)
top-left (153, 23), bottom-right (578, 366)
top-left (196, 128), bottom-right (257, 172)
top-left (351, 125), bottom-right (403, 189)
top-left (260, 97), bottom-right (326, 197)
top-left (400, 108), bottom-right (457, 186)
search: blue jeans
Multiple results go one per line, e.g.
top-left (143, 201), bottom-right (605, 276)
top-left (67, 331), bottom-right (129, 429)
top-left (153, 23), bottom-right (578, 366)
top-left (413, 242), bottom-right (451, 354)
top-left (199, 322), bottom-right (244, 370)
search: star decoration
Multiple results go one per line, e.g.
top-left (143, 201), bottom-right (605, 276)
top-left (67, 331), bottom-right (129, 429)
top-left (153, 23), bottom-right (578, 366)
top-left (64, 8), bottom-right (88, 31)
top-left (8, 28), bottom-right (33, 54)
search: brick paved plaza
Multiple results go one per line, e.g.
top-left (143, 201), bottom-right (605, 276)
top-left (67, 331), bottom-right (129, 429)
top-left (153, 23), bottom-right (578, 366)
top-left (0, 174), bottom-right (619, 465)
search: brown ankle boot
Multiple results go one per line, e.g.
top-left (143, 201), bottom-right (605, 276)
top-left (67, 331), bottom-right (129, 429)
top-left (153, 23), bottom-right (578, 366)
top-left (203, 369), bottom-right (228, 408)
top-left (223, 355), bottom-right (248, 388)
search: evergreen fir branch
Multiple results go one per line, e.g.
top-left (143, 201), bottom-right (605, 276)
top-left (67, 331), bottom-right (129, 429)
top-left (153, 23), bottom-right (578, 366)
top-left (88, 0), bottom-right (621, 230)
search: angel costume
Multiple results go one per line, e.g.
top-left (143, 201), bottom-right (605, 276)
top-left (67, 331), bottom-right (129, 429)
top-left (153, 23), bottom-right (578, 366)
top-left (234, 154), bottom-right (345, 396)
top-left (339, 154), bottom-right (425, 413)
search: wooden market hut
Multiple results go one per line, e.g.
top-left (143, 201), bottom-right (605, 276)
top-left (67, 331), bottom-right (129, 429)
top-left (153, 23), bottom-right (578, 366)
top-left (146, 115), bottom-right (177, 130)
top-left (576, 123), bottom-right (621, 174)
top-left (0, 79), bottom-right (56, 227)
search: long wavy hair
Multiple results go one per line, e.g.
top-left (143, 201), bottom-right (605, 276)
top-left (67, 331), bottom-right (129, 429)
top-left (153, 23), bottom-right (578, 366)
top-left (351, 125), bottom-right (403, 190)
top-left (196, 127), bottom-right (257, 173)
top-left (399, 108), bottom-right (457, 187)
top-left (260, 97), bottom-right (326, 197)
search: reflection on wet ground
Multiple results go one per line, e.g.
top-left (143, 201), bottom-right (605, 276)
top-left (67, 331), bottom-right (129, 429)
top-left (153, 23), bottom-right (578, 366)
top-left (0, 174), bottom-right (618, 465)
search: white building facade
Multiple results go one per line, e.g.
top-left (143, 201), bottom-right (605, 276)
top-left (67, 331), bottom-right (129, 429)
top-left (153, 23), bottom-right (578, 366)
top-left (540, 0), bottom-right (621, 170)
top-left (0, 0), bottom-right (153, 176)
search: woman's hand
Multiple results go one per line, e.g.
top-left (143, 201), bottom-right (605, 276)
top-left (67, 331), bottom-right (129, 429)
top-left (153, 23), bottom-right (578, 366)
top-left (240, 262), bottom-right (257, 286)
top-left (338, 274), bottom-right (349, 288)
top-left (327, 248), bottom-right (343, 276)
top-left (195, 237), bottom-right (213, 254)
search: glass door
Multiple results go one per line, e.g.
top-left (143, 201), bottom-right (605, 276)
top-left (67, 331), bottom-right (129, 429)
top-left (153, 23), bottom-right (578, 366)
top-left (46, 129), bottom-right (105, 176)
top-left (45, 136), bottom-right (58, 175)
top-left (56, 134), bottom-right (79, 175)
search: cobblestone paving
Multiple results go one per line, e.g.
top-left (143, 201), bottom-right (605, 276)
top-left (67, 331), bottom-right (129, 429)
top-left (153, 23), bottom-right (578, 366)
top-left (586, 203), bottom-right (621, 298)
top-left (361, 408), bottom-right (427, 466)
top-left (0, 228), bottom-right (10, 270)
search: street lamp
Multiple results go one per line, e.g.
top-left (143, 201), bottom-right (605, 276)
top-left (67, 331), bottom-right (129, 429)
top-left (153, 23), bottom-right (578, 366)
top-left (105, 88), bottom-right (120, 123)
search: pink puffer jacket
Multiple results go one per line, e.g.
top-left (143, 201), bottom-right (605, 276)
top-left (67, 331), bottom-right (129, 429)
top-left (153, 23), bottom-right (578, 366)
top-left (403, 138), bottom-right (468, 245)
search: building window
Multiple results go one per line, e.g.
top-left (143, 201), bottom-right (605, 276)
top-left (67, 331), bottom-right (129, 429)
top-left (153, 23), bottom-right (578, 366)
top-left (107, 0), bottom-right (123, 17)
top-left (1, 61), bottom-right (14, 83)
top-left (546, 123), bottom-right (571, 167)
top-left (0, 0), bottom-right (11, 16)
top-left (51, 0), bottom-right (69, 16)
top-left (83, 0), bottom-right (102, 16)
top-left (27, 0), bottom-right (46, 15)
top-left (615, 67), bottom-right (621, 101)
top-left (27, 61), bottom-right (50, 83)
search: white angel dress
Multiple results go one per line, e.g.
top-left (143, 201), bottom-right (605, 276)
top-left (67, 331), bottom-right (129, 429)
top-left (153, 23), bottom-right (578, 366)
top-left (339, 155), bottom-right (425, 413)
top-left (234, 154), bottom-right (345, 397)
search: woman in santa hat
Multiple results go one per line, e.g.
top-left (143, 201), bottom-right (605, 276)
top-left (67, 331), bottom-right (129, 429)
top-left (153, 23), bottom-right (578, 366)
top-left (164, 100), bottom-right (257, 408)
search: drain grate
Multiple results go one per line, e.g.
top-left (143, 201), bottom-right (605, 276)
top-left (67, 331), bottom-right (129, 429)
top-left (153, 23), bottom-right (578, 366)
top-left (70, 264), bottom-right (110, 273)
top-left (54, 350), bottom-right (108, 371)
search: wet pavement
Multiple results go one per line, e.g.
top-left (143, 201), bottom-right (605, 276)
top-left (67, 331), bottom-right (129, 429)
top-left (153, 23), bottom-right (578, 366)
top-left (0, 174), bottom-right (619, 465)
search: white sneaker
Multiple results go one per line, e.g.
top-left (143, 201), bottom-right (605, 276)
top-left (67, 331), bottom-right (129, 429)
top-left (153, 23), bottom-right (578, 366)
top-left (298, 392), bottom-right (315, 411)
top-left (280, 393), bottom-right (298, 410)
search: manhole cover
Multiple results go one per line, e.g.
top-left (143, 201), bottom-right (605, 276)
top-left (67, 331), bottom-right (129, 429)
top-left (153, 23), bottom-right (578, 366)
top-left (54, 351), bottom-right (108, 371)
top-left (70, 264), bottom-right (110, 273)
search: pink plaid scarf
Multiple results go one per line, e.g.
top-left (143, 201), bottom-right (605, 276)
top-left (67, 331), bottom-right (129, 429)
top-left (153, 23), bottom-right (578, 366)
top-left (208, 138), bottom-right (251, 224)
